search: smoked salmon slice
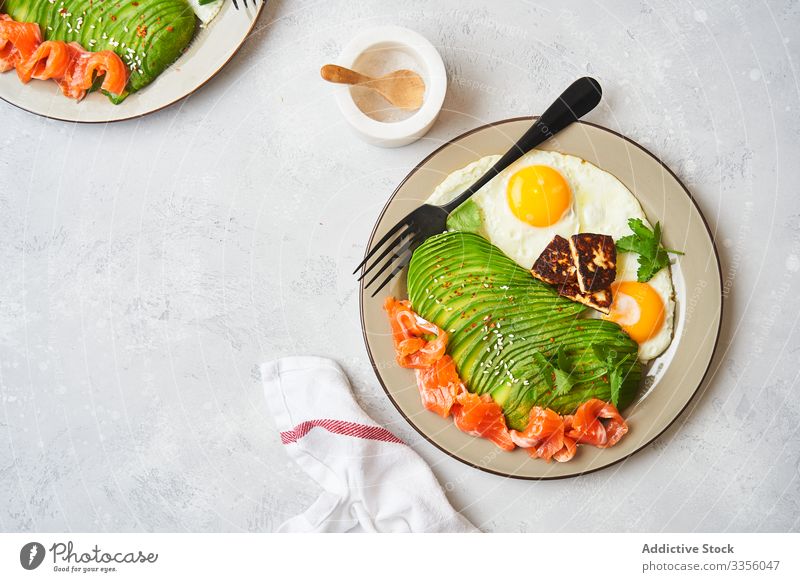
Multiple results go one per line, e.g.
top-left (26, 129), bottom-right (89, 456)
top-left (568, 398), bottom-right (628, 448)
top-left (452, 391), bottom-right (515, 451)
top-left (510, 407), bottom-right (577, 462)
top-left (384, 297), bottom-right (447, 368)
top-left (415, 356), bottom-right (464, 417)
top-left (15, 40), bottom-right (70, 83)
top-left (57, 43), bottom-right (129, 100)
top-left (81, 50), bottom-right (128, 95)
top-left (0, 15), bottom-right (41, 72)
top-left (55, 43), bottom-right (91, 100)
top-left (552, 432), bottom-right (577, 463)
top-left (1, 14), bottom-right (128, 99)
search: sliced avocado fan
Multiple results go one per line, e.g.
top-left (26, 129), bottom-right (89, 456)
top-left (407, 231), bottom-right (642, 431)
top-left (3, 0), bottom-right (197, 102)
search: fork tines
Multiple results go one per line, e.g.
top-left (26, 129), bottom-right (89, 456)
top-left (233, 0), bottom-right (266, 9)
top-left (356, 222), bottom-right (420, 297)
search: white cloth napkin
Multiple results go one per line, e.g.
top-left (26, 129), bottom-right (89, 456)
top-left (261, 356), bottom-right (477, 533)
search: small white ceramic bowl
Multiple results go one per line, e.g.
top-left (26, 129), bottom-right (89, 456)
top-left (333, 26), bottom-right (447, 148)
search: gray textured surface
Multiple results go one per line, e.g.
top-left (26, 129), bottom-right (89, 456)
top-left (1, 0), bottom-right (799, 532)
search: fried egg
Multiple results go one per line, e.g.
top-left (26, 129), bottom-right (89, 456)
top-left (426, 151), bottom-right (676, 362)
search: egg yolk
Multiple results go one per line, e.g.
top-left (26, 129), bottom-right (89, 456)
top-left (604, 281), bottom-right (665, 344)
top-left (506, 165), bottom-right (571, 227)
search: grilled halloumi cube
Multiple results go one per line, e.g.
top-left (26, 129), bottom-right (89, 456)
top-left (531, 235), bottom-right (614, 314)
top-left (531, 235), bottom-right (575, 285)
top-left (569, 233), bottom-right (617, 293)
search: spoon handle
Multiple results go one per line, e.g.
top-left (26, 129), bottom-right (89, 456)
top-left (320, 64), bottom-right (372, 86)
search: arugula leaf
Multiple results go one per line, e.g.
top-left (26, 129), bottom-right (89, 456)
top-left (615, 218), bottom-right (683, 282)
top-left (446, 199), bottom-right (483, 234)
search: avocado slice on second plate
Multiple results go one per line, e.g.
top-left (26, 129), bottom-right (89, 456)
top-left (3, 0), bottom-right (197, 102)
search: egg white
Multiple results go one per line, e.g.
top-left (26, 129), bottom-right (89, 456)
top-left (188, 0), bottom-right (223, 25)
top-left (426, 151), bottom-right (676, 362)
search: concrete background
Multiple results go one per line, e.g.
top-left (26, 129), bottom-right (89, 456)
top-left (1, 0), bottom-right (798, 532)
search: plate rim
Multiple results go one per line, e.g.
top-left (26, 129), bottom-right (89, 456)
top-left (0, 3), bottom-right (264, 124)
top-left (359, 116), bottom-right (724, 480)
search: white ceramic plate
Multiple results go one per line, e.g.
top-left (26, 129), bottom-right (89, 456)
top-left (360, 118), bottom-right (723, 479)
top-left (0, 2), bottom-right (263, 122)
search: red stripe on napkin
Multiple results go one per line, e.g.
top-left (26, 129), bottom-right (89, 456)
top-left (280, 419), bottom-right (405, 445)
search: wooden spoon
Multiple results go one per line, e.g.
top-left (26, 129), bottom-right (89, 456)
top-left (320, 64), bottom-right (426, 110)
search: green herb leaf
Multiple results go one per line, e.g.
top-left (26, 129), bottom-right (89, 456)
top-left (532, 352), bottom-right (549, 368)
top-left (592, 344), bottom-right (612, 364)
top-left (446, 199), bottom-right (483, 234)
top-left (615, 218), bottom-right (683, 282)
top-left (556, 346), bottom-right (570, 372)
top-left (532, 352), bottom-right (554, 390)
top-left (608, 354), bottom-right (631, 407)
top-left (553, 368), bottom-right (575, 396)
top-left (629, 218), bottom-right (653, 242)
top-left (614, 234), bottom-right (645, 255)
top-left (533, 349), bottom-right (576, 396)
top-left (590, 346), bottom-right (632, 407)
top-left (636, 248), bottom-right (670, 282)
top-left (609, 366), bottom-right (622, 407)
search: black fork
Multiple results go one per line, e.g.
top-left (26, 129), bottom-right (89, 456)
top-left (232, 0), bottom-right (263, 10)
top-left (355, 76), bottom-right (604, 297)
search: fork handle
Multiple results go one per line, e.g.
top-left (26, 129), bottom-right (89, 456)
top-left (441, 77), bottom-right (603, 213)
